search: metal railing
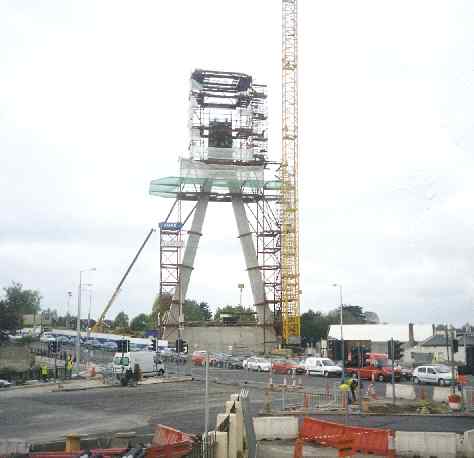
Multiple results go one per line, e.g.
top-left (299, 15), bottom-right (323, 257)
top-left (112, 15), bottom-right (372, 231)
top-left (185, 433), bottom-right (216, 458)
top-left (463, 387), bottom-right (474, 412)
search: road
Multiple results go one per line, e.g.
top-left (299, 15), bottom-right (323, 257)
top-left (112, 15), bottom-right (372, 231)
top-left (2, 369), bottom-right (474, 444)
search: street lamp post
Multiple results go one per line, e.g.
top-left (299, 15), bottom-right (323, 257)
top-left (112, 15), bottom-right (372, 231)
top-left (76, 268), bottom-right (96, 372)
top-left (66, 291), bottom-right (72, 329)
top-left (333, 283), bottom-right (344, 382)
top-left (238, 283), bottom-right (245, 309)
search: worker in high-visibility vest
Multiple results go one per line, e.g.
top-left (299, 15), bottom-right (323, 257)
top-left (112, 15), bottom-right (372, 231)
top-left (65, 355), bottom-right (73, 379)
top-left (40, 363), bottom-right (49, 382)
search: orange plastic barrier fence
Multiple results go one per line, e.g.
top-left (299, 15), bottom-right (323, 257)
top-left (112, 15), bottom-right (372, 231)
top-left (30, 448), bottom-right (126, 458)
top-left (146, 424), bottom-right (194, 458)
top-left (300, 417), bottom-right (395, 457)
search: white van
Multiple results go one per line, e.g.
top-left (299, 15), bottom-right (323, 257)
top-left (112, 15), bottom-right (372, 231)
top-left (112, 352), bottom-right (165, 377)
top-left (304, 357), bottom-right (342, 377)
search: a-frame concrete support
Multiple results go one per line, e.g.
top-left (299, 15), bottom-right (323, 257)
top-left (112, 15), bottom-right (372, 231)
top-left (166, 192), bottom-right (272, 325)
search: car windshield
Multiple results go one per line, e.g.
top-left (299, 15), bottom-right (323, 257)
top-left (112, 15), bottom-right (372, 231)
top-left (321, 359), bottom-right (336, 366)
top-left (373, 359), bottom-right (388, 367)
top-left (113, 356), bottom-right (129, 366)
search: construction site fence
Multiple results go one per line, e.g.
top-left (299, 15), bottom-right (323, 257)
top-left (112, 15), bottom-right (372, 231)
top-left (0, 366), bottom-right (72, 384)
top-left (299, 417), bottom-right (395, 457)
top-left (464, 386), bottom-right (474, 412)
top-left (272, 383), bottom-right (346, 412)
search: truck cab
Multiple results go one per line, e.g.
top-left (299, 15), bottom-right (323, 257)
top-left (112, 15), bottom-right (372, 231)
top-left (346, 352), bottom-right (401, 382)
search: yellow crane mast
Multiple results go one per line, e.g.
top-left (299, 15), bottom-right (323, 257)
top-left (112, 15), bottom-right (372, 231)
top-left (281, 0), bottom-right (301, 344)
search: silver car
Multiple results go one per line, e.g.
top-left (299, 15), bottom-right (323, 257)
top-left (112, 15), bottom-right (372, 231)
top-left (412, 365), bottom-right (454, 386)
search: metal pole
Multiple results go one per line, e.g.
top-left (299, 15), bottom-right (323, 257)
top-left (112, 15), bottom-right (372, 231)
top-left (391, 338), bottom-right (395, 405)
top-left (75, 270), bottom-right (82, 373)
top-left (450, 328), bottom-right (456, 395)
top-left (333, 284), bottom-right (344, 383)
top-left (204, 351), bottom-right (209, 445)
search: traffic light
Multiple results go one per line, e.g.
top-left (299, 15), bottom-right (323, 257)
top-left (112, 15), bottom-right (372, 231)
top-left (151, 339), bottom-right (157, 351)
top-left (394, 340), bottom-right (403, 361)
top-left (334, 340), bottom-right (342, 361)
top-left (175, 339), bottom-right (187, 353)
top-left (453, 339), bottom-right (459, 354)
top-left (351, 347), bottom-right (360, 367)
top-left (117, 340), bottom-right (129, 353)
top-left (388, 340), bottom-right (394, 360)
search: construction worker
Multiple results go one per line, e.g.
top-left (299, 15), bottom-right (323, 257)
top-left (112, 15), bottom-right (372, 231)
top-left (65, 355), bottom-right (73, 379)
top-left (350, 373), bottom-right (359, 402)
top-left (40, 363), bottom-right (49, 382)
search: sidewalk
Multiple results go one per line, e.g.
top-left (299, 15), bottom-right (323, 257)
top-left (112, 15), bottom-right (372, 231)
top-left (4, 374), bottom-right (194, 393)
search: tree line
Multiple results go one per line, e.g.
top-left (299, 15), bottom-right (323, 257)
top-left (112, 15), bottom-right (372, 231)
top-left (0, 282), bottom-right (379, 345)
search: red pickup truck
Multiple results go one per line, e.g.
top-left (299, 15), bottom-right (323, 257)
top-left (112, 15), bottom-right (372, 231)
top-left (345, 353), bottom-right (401, 383)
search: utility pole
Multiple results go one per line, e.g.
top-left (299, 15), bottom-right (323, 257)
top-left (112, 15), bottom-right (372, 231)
top-left (333, 284), bottom-right (344, 383)
top-left (204, 351), bottom-right (209, 445)
top-left (450, 327), bottom-right (456, 395)
top-left (390, 338), bottom-right (396, 405)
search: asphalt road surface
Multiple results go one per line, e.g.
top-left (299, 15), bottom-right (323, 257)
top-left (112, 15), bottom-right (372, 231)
top-left (2, 372), bottom-right (474, 445)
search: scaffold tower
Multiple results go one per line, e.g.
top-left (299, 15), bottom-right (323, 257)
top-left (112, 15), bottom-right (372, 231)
top-left (150, 70), bottom-right (282, 342)
top-left (281, 0), bottom-right (301, 344)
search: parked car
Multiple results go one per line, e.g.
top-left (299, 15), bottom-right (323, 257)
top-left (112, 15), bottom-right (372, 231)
top-left (272, 358), bottom-right (305, 375)
top-left (304, 357), bottom-right (342, 377)
top-left (225, 356), bottom-right (244, 369)
top-left (0, 379), bottom-right (12, 388)
top-left (103, 341), bottom-right (117, 351)
top-left (40, 333), bottom-right (55, 343)
top-left (192, 350), bottom-right (208, 366)
top-left (0, 331), bottom-right (10, 343)
top-left (397, 366), bottom-right (413, 381)
top-left (246, 357), bottom-right (271, 372)
top-left (412, 365), bottom-right (454, 386)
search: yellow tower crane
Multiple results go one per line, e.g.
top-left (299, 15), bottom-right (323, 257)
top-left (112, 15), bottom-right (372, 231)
top-left (281, 0), bottom-right (301, 344)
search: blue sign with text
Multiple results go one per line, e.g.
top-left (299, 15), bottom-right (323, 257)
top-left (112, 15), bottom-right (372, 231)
top-left (159, 222), bottom-right (183, 231)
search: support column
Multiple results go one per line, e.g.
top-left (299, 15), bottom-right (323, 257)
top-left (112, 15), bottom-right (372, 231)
top-left (232, 194), bottom-right (272, 323)
top-left (167, 193), bottom-right (209, 325)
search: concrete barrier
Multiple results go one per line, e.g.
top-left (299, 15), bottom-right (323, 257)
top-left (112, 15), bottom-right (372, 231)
top-left (385, 383), bottom-right (416, 400)
top-left (395, 431), bottom-right (457, 457)
top-left (253, 416), bottom-right (298, 441)
top-left (432, 386), bottom-right (450, 403)
top-left (225, 400), bottom-right (244, 454)
top-left (464, 429), bottom-right (474, 457)
top-left (214, 431), bottom-right (228, 458)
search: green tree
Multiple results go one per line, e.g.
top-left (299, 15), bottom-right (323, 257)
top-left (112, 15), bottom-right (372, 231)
top-left (183, 299), bottom-right (210, 321)
top-left (214, 305), bottom-right (256, 322)
top-left (327, 305), bottom-right (368, 325)
top-left (300, 309), bottom-right (331, 344)
top-left (130, 313), bottom-right (152, 331)
top-left (198, 301), bottom-right (212, 320)
top-left (0, 300), bottom-right (21, 332)
top-left (4, 282), bottom-right (41, 315)
top-left (113, 311), bottom-right (129, 329)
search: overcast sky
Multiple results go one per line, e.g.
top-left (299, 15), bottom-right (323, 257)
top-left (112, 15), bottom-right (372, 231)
top-left (1, 1), bottom-right (473, 326)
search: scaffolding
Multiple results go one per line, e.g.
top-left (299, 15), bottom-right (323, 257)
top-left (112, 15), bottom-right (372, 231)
top-left (150, 69), bottom-right (283, 341)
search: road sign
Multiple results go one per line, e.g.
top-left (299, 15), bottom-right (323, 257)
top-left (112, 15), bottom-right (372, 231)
top-left (159, 222), bottom-right (183, 231)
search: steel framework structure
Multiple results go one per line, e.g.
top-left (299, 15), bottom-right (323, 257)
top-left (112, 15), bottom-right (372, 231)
top-left (281, 0), bottom-right (301, 343)
top-left (151, 70), bottom-right (280, 342)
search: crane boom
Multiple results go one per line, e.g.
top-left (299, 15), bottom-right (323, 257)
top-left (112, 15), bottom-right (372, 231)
top-left (281, 0), bottom-right (301, 344)
top-left (93, 228), bottom-right (156, 332)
